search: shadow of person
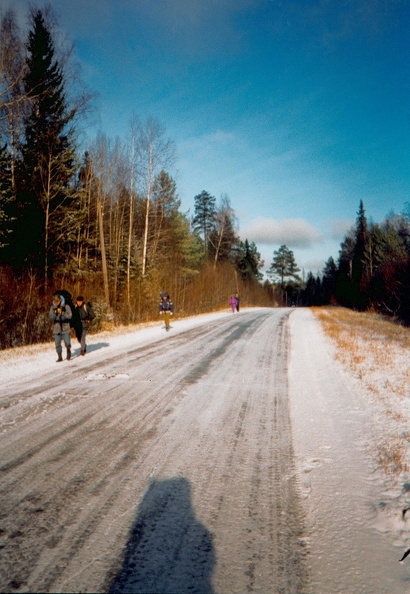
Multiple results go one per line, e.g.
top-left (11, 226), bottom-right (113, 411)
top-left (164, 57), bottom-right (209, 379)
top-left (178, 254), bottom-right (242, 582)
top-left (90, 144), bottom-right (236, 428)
top-left (80, 342), bottom-right (110, 353)
top-left (109, 478), bottom-right (215, 594)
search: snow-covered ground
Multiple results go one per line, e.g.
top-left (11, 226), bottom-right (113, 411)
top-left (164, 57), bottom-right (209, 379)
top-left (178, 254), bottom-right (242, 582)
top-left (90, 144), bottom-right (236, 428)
top-left (289, 308), bottom-right (410, 593)
top-left (0, 310), bottom-right (233, 388)
top-left (0, 307), bottom-right (409, 592)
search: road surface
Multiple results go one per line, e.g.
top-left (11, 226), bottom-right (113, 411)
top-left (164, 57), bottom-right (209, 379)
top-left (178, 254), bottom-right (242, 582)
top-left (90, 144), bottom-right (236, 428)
top-left (0, 308), bottom-right (408, 592)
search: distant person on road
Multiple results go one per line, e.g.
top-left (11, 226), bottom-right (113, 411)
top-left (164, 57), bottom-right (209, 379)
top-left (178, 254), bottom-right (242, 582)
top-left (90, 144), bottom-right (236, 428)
top-left (159, 292), bottom-right (174, 331)
top-left (49, 293), bottom-right (72, 362)
top-left (234, 291), bottom-right (240, 312)
top-left (229, 294), bottom-right (238, 313)
top-left (74, 296), bottom-right (96, 356)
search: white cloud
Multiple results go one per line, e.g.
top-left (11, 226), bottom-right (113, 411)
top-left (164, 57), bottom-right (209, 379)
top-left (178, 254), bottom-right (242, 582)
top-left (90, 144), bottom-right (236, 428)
top-left (179, 130), bottom-right (239, 158)
top-left (329, 219), bottom-right (353, 240)
top-left (302, 259), bottom-right (327, 274)
top-left (240, 216), bottom-right (322, 248)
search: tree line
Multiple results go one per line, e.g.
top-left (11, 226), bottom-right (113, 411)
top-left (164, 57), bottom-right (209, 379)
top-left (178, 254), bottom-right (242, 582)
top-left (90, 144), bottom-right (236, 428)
top-left (261, 202), bottom-right (410, 325)
top-left (1, 6), bottom-right (409, 349)
top-left (0, 6), bottom-right (270, 349)
top-left (267, 201), bottom-right (410, 325)
top-left (300, 201), bottom-right (410, 323)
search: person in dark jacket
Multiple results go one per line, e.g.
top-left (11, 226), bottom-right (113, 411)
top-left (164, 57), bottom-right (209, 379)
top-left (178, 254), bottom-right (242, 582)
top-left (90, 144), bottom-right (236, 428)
top-left (74, 296), bottom-right (96, 355)
top-left (234, 291), bottom-right (240, 312)
top-left (49, 294), bottom-right (72, 362)
top-left (158, 292), bottom-right (174, 331)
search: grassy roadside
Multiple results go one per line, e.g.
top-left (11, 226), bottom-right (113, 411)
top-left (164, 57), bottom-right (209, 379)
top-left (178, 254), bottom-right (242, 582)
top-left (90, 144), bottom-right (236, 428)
top-left (312, 306), bottom-right (410, 477)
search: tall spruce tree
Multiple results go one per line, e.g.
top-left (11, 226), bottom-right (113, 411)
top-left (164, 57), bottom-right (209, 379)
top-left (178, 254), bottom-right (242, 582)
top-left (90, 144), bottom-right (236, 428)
top-left (351, 200), bottom-right (370, 309)
top-left (322, 256), bottom-right (337, 303)
top-left (192, 190), bottom-right (216, 256)
top-left (236, 239), bottom-right (263, 282)
top-left (150, 170), bottom-right (181, 260)
top-left (16, 9), bottom-right (76, 278)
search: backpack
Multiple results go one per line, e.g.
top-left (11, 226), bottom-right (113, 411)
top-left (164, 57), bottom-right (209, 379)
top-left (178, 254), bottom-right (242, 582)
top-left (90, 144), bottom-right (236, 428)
top-left (82, 302), bottom-right (95, 322)
top-left (53, 289), bottom-right (82, 339)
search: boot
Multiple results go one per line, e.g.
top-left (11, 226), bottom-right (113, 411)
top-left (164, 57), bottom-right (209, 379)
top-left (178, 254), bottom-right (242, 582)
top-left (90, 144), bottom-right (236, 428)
top-left (67, 348), bottom-right (71, 361)
top-left (80, 349), bottom-right (85, 356)
top-left (56, 352), bottom-right (63, 362)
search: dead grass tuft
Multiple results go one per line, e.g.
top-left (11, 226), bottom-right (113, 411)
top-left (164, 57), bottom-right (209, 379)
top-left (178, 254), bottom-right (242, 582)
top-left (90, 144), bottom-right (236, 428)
top-left (312, 307), bottom-right (410, 397)
top-left (377, 437), bottom-right (409, 475)
top-left (312, 306), bottom-right (410, 478)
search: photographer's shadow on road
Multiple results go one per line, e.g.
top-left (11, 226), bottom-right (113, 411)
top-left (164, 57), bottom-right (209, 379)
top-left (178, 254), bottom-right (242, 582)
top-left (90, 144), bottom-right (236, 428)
top-left (109, 477), bottom-right (215, 594)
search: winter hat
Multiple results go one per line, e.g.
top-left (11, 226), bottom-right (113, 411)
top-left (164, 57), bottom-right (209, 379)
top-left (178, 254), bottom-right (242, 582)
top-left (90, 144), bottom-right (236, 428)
top-left (76, 296), bottom-right (84, 301)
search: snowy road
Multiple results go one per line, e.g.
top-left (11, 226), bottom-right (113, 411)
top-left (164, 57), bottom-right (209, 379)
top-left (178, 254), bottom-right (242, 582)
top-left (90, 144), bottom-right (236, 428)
top-left (0, 308), bottom-right (408, 593)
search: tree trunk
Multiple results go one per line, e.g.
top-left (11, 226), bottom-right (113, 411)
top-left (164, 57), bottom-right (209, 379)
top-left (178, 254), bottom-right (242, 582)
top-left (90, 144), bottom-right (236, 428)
top-left (141, 146), bottom-right (153, 278)
top-left (127, 134), bottom-right (135, 308)
top-left (97, 196), bottom-right (110, 307)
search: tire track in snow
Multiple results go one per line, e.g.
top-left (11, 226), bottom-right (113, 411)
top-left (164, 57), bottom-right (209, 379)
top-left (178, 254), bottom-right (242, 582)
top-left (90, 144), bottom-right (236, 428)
top-left (0, 309), bottom-right (309, 593)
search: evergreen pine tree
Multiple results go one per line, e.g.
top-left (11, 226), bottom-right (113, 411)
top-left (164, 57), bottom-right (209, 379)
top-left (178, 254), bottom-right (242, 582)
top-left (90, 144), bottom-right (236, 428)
top-left (236, 239), bottom-right (263, 282)
top-left (150, 170), bottom-right (182, 261)
top-left (303, 271), bottom-right (317, 305)
top-left (351, 200), bottom-right (370, 309)
top-left (322, 256), bottom-right (337, 303)
top-left (16, 9), bottom-right (77, 276)
top-left (192, 190), bottom-right (216, 255)
top-left (267, 244), bottom-right (301, 285)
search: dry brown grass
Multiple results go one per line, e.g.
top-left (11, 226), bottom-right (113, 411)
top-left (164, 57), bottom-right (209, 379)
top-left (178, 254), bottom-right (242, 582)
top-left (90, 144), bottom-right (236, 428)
top-left (377, 436), bottom-right (409, 475)
top-left (312, 306), bottom-right (410, 397)
top-left (312, 306), bottom-right (410, 476)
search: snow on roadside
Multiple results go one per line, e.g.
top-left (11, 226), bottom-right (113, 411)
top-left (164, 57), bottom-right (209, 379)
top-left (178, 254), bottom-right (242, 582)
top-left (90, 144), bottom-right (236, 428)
top-left (0, 309), bottom-right (250, 388)
top-left (289, 308), bottom-right (410, 592)
top-left (312, 307), bottom-right (410, 493)
top-left (2, 305), bottom-right (409, 589)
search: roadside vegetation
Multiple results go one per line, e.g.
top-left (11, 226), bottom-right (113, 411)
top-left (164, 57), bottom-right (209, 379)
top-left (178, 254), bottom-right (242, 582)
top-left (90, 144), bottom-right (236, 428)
top-left (1, 6), bottom-right (409, 350)
top-left (313, 306), bottom-right (410, 477)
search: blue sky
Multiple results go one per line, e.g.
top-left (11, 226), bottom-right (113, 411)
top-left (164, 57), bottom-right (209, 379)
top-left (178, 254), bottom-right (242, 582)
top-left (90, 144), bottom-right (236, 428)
top-left (5, 0), bottom-right (410, 274)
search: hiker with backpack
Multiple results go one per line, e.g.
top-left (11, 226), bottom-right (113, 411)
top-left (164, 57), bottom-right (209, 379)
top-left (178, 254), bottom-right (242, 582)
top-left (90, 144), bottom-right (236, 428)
top-left (49, 293), bottom-right (73, 362)
top-left (74, 296), bottom-right (96, 355)
top-left (158, 291), bottom-right (174, 331)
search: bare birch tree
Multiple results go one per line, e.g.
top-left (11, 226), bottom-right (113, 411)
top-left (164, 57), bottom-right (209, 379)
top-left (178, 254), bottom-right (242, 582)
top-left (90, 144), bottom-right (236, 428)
top-left (136, 117), bottom-right (175, 277)
top-left (126, 116), bottom-right (138, 307)
top-left (0, 8), bottom-right (26, 193)
top-left (88, 134), bottom-right (115, 307)
top-left (209, 194), bottom-right (238, 268)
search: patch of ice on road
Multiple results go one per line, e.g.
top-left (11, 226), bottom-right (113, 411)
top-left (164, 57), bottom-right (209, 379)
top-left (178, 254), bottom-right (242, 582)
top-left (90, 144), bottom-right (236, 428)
top-left (86, 373), bottom-right (130, 381)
